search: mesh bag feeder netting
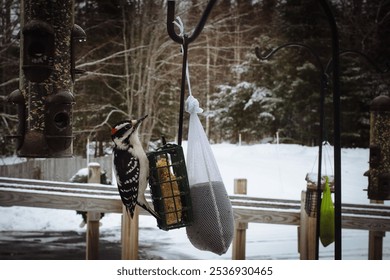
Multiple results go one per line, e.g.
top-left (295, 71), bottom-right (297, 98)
top-left (185, 95), bottom-right (234, 255)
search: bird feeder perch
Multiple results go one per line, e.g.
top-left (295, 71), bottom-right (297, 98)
top-left (147, 143), bottom-right (193, 231)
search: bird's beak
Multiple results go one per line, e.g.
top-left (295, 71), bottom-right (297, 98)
top-left (134, 114), bottom-right (148, 128)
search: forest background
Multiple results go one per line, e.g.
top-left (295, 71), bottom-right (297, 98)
top-left (1, 0), bottom-right (389, 156)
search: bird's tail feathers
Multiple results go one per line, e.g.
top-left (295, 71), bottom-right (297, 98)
top-left (124, 206), bottom-right (135, 220)
top-left (137, 202), bottom-right (160, 220)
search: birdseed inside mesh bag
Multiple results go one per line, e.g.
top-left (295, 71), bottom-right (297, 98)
top-left (186, 181), bottom-right (234, 255)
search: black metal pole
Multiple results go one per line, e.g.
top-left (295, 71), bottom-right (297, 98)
top-left (178, 38), bottom-right (188, 146)
top-left (256, 43), bottom-right (327, 259)
top-left (318, 0), bottom-right (342, 260)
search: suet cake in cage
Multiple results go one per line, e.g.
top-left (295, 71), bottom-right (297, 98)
top-left (147, 143), bottom-right (192, 231)
top-left (156, 157), bottom-right (183, 225)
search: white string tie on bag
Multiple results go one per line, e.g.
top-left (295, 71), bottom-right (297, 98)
top-left (186, 95), bottom-right (203, 114)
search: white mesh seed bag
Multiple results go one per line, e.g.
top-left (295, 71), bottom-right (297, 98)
top-left (185, 95), bottom-right (234, 255)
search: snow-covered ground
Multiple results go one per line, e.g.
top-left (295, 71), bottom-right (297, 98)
top-left (1, 143), bottom-right (389, 259)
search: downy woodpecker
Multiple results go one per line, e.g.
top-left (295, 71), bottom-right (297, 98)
top-left (111, 115), bottom-right (159, 219)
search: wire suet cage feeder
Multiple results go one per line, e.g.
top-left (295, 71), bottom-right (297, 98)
top-left (147, 143), bottom-right (193, 231)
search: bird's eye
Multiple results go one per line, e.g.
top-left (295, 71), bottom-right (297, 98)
top-left (125, 124), bottom-right (132, 129)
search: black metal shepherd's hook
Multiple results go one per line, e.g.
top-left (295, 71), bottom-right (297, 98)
top-left (257, 0), bottom-right (342, 260)
top-left (167, 0), bottom-right (217, 146)
top-left (256, 42), bottom-right (389, 260)
top-left (256, 42), bottom-right (328, 260)
top-left (317, 0), bottom-right (389, 260)
top-left (318, 0), bottom-right (342, 260)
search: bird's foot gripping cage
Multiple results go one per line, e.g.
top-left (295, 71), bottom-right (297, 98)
top-left (147, 143), bottom-right (193, 231)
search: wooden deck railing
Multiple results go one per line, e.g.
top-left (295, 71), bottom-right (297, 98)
top-left (1, 172), bottom-right (390, 260)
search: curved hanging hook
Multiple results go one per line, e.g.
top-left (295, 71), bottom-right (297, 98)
top-left (167, 0), bottom-right (217, 45)
top-left (255, 43), bottom-right (326, 75)
top-left (325, 49), bottom-right (390, 75)
top-left (167, 0), bottom-right (217, 146)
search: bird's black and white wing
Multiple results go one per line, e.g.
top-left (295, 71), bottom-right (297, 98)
top-left (113, 149), bottom-right (140, 218)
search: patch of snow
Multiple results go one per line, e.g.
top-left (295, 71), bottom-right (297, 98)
top-left (0, 156), bottom-right (26, 166)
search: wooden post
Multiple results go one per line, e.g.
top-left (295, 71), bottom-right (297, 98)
top-left (299, 191), bottom-right (308, 259)
top-left (299, 190), bottom-right (317, 260)
top-left (121, 206), bottom-right (139, 260)
top-left (86, 211), bottom-right (100, 260)
top-left (368, 199), bottom-right (385, 260)
top-left (234, 178), bottom-right (247, 195)
top-left (232, 179), bottom-right (248, 260)
top-left (369, 231), bottom-right (385, 260)
top-left (86, 162), bottom-right (101, 260)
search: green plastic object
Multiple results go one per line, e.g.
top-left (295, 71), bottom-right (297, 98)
top-left (320, 176), bottom-right (335, 247)
top-left (147, 143), bottom-right (193, 231)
